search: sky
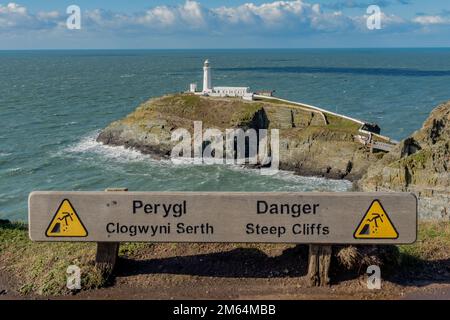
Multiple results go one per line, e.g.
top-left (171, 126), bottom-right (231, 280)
top-left (1, 0), bottom-right (450, 49)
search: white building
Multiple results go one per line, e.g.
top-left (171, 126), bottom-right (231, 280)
top-left (189, 59), bottom-right (254, 101)
top-left (202, 59), bottom-right (212, 93)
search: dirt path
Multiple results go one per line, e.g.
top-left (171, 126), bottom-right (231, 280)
top-left (57, 244), bottom-right (450, 300)
top-left (1, 243), bottom-right (449, 300)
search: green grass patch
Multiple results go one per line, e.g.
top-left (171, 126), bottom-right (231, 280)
top-left (403, 150), bottom-right (431, 167)
top-left (257, 97), bottom-right (360, 133)
top-left (398, 221), bottom-right (450, 267)
top-left (119, 242), bottom-right (152, 257)
top-left (388, 149), bottom-right (432, 169)
top-left (124, 94), bottom-right (267, 129)
top-left (324, 113), bottom-right (361, 133)
top-left (230, 103), bottom-right (264, 127)
top-left (0, 221), bottom-right (150, 296)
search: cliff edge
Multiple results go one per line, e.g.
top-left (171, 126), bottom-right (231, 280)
top-left (97, 94), bottom-right (380, 181)
top-left (359, 101), bottom-right (450, 220)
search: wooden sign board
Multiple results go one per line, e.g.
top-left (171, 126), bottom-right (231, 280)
top-left (28, 191), bottom-right (417, 244)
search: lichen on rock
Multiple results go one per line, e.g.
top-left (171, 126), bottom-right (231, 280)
top-left (359, 101), bottom-right (450, 220)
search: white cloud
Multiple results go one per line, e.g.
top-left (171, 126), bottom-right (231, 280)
top-left (210, 0), bottom-right (359, 34)
top-left (0, 2), bottom-right (26, 14)
top-left (349, 11), bottom-right (409, 32)
top-left (134, 0), bottom-right (206, 29)
top-left (179, 0), bottom-right (205, 27)
top-left (413, 15), bottom-right (448, 25)
top-left (213, 1), bottom-right (307, 27)
top-left (0, 2), bottom-right (28, 28)
top-left (0, 2), bottom-right (62, 30)
top-left (138, 6), bottom-right (177, 27)
top-left (37, 11), bottom-right (60, 20)
top-left (0, 0), bottom-right (446, 37)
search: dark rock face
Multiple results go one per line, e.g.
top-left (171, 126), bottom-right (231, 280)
top-left (359, 101), bottom-right (450, 220)
top-left (361, 123), bottom-right (381, 134)
top-left (97, 94), bottom-right (380, 182)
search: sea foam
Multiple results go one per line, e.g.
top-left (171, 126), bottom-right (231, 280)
top-left (63, 130), bottom-right (157, 164)
top-left (63, 131), bottom-right (351, 192)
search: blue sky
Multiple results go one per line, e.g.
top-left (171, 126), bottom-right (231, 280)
top-left (1, 0), bottom-right (450, 49)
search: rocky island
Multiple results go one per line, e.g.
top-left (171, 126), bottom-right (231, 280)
top-left (97, 94), bottom-right (381, 180)
top-left (97, 94), bottom-right (449, 220)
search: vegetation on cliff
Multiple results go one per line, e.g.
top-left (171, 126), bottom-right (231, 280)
top-left (97, 94), bottom-right (378, 180)
top-left (360, 101), bottom-right (450, 219)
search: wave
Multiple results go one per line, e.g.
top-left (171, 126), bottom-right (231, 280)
top-left (225, 163), bottom-right (352, 192)
top-left (63, 130), bottom-right (161, 164)
top-left (3, 167), bottom-right (23, 176)
top-left (272, 171), bottom-right (352, 191)
top-left (169, 155), bottom-right (351, 191)
top-left (62, 131), bottom-right (351, 192)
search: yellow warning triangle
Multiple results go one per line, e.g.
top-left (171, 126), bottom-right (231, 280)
top-left (46, 199), bottom-right (88, 237)
top-left (354, 200), bottom-right (398, 239)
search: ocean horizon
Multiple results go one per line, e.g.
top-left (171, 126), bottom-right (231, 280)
top-left (2, 48), bottom-right (450, 221)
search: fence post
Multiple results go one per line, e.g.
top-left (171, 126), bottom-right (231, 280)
top-left (95, 188), bottom-right (127, 276)
top-left (307, 245), bottom-right (332, 287)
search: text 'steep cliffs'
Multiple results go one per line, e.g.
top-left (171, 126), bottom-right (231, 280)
top-left (359, 101), bottom-right (450, 220)
top-left (97, 94), bottom-right (379, 181)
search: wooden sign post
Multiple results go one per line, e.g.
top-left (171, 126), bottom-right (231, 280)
top-left (95, 188), bottom-right (127, 276)
top-left (28, 191), bottom-right (417, 286)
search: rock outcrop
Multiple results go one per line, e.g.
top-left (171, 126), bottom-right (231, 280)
top-left (97, 94), bottom-right (379, 180)
top-left (97, 94), bottom-right (449, 219)
top-left (359, 101), bottom-right (450, 220)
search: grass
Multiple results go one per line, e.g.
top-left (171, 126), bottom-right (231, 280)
top-left (230, 103), bottom-right (264, 127)
top-left (0, 221), bottom-right (102, 295)
top-left (121, 94), bottom-right (268, 130)
top-left (402, 150), bottom-right (431, 168)
top-left (398, 221), bottom-right (450, 267)
top-left (117, 94), bottom-right (366, 139)
top-left (0, 220), bottom-right (151, 296)
top-left (1, 219), bottom-right (448, 296)
top-left (257, 96), bottom-right (361, 133)
top-left (324, 113), bottom-right (361, 133)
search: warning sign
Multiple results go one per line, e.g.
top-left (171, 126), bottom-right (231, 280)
top-left (45, 199), bottom-right (88, 237)
top-left (354, 200), bottom-right (398, 239)
top-left (29, 191), bottom-right (416, 243)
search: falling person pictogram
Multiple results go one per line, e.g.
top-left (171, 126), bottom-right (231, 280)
top-left (354, 200), bottom-right (398, 239)
top-left (46, 199), bottom-right (88, 237)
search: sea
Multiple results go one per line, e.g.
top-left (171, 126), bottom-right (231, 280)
top-left (1, 49), bottom-right (450, 221)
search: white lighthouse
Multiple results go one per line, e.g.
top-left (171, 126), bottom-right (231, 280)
top-left (202, 59), bottom-right (212, 93)
top-left (189, 59), bottom-right (254, 100)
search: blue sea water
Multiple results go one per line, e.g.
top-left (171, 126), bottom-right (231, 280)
top-left (1, 49), bottom-right (450, 221)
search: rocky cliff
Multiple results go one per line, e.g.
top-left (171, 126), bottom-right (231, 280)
top-left (359, 101), bottom-right (450, 220)
top-left (97, 94), bottom-right (450, 219)
top-left (97, 94), bottom-right (379, 180)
